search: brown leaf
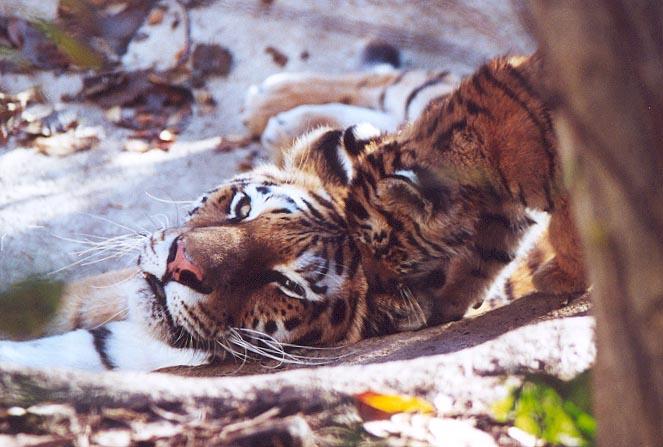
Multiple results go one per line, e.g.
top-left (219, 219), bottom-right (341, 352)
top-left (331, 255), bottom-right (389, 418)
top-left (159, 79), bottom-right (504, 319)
top-left (354, 391), bottom-right (435, 421)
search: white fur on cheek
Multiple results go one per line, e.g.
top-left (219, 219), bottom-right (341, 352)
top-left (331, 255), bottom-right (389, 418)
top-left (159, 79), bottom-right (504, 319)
top-left (140, 230), bottom-right (179, 278)
top-left (165, 282), bottom-right (206, 307)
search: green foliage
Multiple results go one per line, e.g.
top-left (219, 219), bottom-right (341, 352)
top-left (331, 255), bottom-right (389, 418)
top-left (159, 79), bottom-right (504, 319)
top-left (0, 46), bottom-right (31, 70)
top-left (493, 371), bottom-right (596, 446)
top-left (0, 278), bottom-right (64, 340)
top-left (32, 20), bottom-right (104, 70)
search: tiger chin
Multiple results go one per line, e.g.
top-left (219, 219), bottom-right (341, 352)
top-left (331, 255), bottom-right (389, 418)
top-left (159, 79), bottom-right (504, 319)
top-left (0, 52), bottom-right (587, 372)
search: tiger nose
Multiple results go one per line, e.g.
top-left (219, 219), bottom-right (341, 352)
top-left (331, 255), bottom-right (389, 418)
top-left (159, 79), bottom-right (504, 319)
top-left (165, 237), bottom-right (205, 285)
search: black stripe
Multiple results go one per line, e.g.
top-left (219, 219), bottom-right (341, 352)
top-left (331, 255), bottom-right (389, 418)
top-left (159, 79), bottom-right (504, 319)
top-left (472, 74), bottom-right (486, 95)
top-left (310, 192), bottom-right (335, 210)
top-left (475, 246), bottom-right (514, 264)
top-left (284, 317), bottom-right (302, 331)
top-left (310, 283), bottom-right (328, 295)
top-left (226, 186), bottom-right (237, 214)
top-left (264, 320), bottom-right (277, 335)
top-left (424, 113), bottom-right (439, 137)
top-left (517, 184), bottom-right (528, 207)
top-left (330, 299), bottom-right (347, 326)
top-left (406, 232), bottom-right (432, 258)
top-left (89, 327), bottom-right (115, 370)
top-left (302, 198), bottom-right (325, 221)
top-left (334, 243), bottom-right (345, 275)
top-left (410, 221), bottom-right (444, 253)
top-left (463, 96), bottom-right (493, 119)
top-left (309, 301), bottom-right (328, 321)
top-left (494, 163), bottom-right (511, 194)
top-left (503, 63), bottom-right (545, 116)
top-left (295, 329), bottom-right (322, 346)
top-left (434, 118), bottom-right (467, 151)
top-left (404, 72), bottom-right (449, 120)
top-left (345, 196), bottom-right (369, 220)
top-left (181, 303), bottom-right (212, 337)
top-left (470, 268), bottom-right (489, 279)
top-left (317, 130), bottom-right (347, 185)
top-left (543, 181), bottom-right (554, 212)
top-left (348, 242), bottom-right (361, 279)
top-left (376, 208), bottom-right (404, 231)
top-left (418, 268), bottom-right (446, 289)
top-left (441, 228), bottom-right (473, 247)
top-left (366, 153), bottom-right (386, 177)
top-left (343, 125), bottom-right (371, 156)
top-left (271, 207), bottom-right (292, 214)
top-left (478, 212), bottom-right (512, 228)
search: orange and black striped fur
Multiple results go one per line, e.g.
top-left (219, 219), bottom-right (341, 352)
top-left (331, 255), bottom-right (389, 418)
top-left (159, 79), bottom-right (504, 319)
top-left (246, 52), bottom-right (587, 325)
top-left (0, 53), bottom-right (587, 372)
top-left (343, 54), bottom-right (586, 324)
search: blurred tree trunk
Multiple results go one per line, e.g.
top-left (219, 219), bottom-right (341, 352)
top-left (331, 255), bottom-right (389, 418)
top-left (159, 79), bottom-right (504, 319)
top-left (526, 1), bottom-right (663, 446)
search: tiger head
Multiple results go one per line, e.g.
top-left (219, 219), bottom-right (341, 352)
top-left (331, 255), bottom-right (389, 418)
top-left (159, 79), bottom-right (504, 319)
top-left (133, 125), bottom-right (434, 356)
top-left (132, 119), bottom-right (479, 355)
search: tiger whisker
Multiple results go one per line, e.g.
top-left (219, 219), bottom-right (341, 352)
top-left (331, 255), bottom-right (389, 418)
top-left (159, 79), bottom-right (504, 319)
top-left (79, 213), bottom-right (148, 237)
top-left (89, 269), bottom-right (141, 290)
top-left (237, 327), bottom-right (348, 351)
top-left (90, 306), bottom-right (130, 329)
top-left (228, 328), bottom-right (330, 366)
top-left (144, 191), bottom-right (197, 205)
top-left (234, 328), bottom-right (346, 362)
top-left (400, 285), bottom-right (426, 328)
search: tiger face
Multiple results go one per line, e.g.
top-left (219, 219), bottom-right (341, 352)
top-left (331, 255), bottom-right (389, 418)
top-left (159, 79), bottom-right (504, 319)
top-left (133, 164), bottom-right (370, 349)
top-left (129, 55), bottom-right (561, 349)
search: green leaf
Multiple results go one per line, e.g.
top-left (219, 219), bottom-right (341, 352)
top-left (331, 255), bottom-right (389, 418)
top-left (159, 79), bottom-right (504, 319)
top-left (492, 371), bottom-right (596, 446)
top-left (32, 20), bottom-right (104, 70)
top-left (0, 278), bottom-right (64, 339)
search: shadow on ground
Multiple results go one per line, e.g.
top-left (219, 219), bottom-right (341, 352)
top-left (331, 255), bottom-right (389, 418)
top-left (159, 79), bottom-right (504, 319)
top-left (162, 292), bottom-right (591, 377)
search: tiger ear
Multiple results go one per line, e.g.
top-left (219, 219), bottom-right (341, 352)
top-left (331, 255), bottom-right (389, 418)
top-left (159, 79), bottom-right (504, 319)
top-left (378, 167), bottom-right (453, 216)
top-left (282, 123), bottom-right (380, 187)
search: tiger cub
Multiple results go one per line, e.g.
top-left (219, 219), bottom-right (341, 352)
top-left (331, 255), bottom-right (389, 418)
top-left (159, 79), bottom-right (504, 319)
top-left (244, 51), bottom-right (587, 324)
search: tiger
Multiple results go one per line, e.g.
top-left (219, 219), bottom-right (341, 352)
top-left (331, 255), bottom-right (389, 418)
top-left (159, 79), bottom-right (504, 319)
top-left (0, 48), bottom-right (587, 372)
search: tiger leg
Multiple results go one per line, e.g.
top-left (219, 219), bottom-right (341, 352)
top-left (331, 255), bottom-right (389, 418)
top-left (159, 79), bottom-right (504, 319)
top-left (428, 204), bottom-right (534, 325)
top-left (0, 321), bottom-right (210, 371)
top-left (531, 198), bottom-right (587, 294)
top-left (1, 268), bottom-right (212, 371)
top-left (45, 267), bottom-right (140, 335)
top-left (242, 69), bottom-right (458, 137)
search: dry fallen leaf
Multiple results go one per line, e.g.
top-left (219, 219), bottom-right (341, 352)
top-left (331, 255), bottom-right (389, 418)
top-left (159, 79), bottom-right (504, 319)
top-left (363, 414), bottom-right (498, 447)
top-left (34, 126), bottom-right (101, 156)
top-left (354, 391), bottom-right (435, 421)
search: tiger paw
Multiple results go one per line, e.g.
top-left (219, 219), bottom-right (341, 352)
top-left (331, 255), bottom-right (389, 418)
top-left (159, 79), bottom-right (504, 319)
top-left (532, 257), bottom-right (587, 295)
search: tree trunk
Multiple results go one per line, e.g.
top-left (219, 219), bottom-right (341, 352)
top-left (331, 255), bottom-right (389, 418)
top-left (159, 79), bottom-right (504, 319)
top-left (526, 2), bottom-right (663, 446)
